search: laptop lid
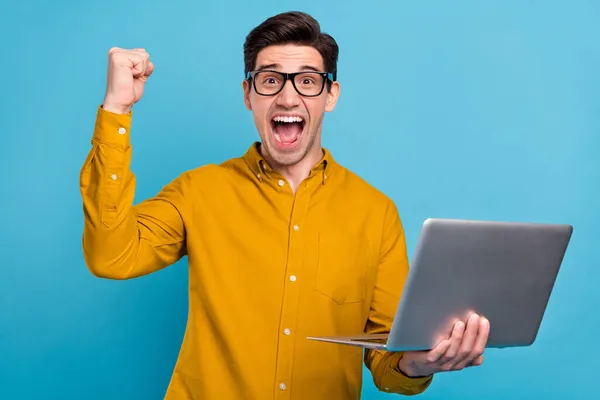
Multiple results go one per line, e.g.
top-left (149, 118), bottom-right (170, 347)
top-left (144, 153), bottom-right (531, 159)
top-left (385, 218), bottom-right (573, 352)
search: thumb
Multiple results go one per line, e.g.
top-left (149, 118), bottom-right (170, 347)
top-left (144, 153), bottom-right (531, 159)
top-left (143, 61), bottom-right (155, 79)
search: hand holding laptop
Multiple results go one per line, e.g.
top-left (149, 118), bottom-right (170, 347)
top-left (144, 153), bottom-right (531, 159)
top-left (398, 312), bottom-right (490, 377)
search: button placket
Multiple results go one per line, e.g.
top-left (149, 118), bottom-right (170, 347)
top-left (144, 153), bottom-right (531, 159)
top-left (273, 183), bottom-right (312, 398)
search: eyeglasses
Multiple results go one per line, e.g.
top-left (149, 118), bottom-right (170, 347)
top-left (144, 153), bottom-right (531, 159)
top-left (246, 70), bottom-right (335, 97)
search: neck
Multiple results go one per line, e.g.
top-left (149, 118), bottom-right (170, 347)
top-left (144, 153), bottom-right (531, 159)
top-left (263, 146), bottom-right (324, 193)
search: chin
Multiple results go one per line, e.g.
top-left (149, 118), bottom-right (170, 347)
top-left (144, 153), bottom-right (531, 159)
top-left (265, 139), bottom-right (308, 167)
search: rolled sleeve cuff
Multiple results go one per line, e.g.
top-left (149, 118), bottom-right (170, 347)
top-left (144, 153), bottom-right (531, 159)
top-left (377, 352), bottom-right (433, 395)
top-left (92, 105), bottom-right (132, 148)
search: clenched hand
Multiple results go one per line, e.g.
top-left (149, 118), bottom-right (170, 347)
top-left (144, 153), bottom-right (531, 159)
top-left (103, 47), bottom-right (154, 114)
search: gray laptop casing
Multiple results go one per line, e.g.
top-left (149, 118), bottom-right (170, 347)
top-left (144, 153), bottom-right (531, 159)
top-left (308, 218), bottom-right (573, 352)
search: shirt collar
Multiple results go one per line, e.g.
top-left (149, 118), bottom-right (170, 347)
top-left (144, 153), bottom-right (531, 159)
top-left (243, 142), bottom-right (335, 184)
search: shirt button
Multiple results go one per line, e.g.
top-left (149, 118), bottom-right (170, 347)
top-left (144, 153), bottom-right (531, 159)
top-left (279, 383), bottom-right (286, 390)
top-left (278, 179), bottom-right (285, 187)
top-left (118, 127), bottom-right (126, 135)
top-left (293, 224), bottom-right (299, 231)
top-left (111, 174), bottom-right (118, 180)
top-left (256, 173), bottom-right (261, 179)
top-left (290, 275), bottom-right (296, 282)
top-left (284, 328), bottom-right (291, 335)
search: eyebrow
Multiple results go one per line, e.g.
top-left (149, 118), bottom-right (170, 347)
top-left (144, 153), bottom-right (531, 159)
top-left (254, 63), bottom-right (322, 72)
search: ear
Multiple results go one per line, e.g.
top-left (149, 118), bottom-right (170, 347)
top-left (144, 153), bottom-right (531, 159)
top-left (324, 81), bottom-right (340, 112)
top-left (242, 80), bottom-right (252, 110)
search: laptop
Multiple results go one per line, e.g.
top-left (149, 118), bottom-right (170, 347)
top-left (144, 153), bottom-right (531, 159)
top-left (307, 218), bottom-right (573, 352)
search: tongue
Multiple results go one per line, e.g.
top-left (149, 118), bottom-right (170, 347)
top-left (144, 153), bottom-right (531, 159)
top-left (275, 122), bottom-right (302, 144)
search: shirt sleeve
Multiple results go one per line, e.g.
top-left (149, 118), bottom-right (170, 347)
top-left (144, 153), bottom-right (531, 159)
top-left (79, 106), bottom-right (188, 279)
top-left (363, 199), bottom-right (433, 395)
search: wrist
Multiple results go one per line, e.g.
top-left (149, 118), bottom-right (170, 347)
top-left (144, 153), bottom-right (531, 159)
top-left (102, 99), bottom-right (132, 115)
top-left (398, 357), bottom-right (429, 378)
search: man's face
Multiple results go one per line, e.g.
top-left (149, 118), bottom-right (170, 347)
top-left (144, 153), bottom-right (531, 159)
top-left (243, 44), bottom-right (340, 168)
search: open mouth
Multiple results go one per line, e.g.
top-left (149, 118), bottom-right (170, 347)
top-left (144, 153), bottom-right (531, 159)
top-left (270, 115), bottom-right (306, 147)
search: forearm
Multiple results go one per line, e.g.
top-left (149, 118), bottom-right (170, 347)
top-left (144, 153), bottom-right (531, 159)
top-left (80, 107), bottom-right (186, 279)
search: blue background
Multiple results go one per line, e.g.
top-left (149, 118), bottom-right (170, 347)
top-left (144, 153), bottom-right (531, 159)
top-left (1, 0), bottom-right (598, 399)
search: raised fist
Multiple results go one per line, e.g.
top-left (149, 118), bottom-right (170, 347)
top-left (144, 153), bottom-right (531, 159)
top-left (103, 47), bottom-right (154, 114)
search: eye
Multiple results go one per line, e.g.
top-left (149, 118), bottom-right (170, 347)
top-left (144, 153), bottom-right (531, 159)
top-left (261, 75), bottom-right (281, 86)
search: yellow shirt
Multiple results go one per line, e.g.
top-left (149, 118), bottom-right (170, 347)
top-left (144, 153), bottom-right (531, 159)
top-left (80, 107), bottom-right (433, 399)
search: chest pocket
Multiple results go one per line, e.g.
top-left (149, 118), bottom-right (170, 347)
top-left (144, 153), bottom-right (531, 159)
top-left (314, 231), bottom-right (373, 305)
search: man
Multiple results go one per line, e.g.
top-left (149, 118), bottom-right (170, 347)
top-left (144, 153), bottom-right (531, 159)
top-left (80, 11), bottom-right (489, 399)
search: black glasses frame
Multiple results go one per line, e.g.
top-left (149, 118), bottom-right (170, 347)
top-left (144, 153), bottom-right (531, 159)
top-left (245, 70), bottom-right (335, 97)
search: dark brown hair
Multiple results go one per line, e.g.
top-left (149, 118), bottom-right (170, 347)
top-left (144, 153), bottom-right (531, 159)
top-left (243, 11), bottom-right (339, 81)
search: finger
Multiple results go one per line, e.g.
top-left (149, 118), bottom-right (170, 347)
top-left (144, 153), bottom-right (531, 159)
top-left (130, 55), bottom-right (148, 77)
top-left (456, 316), bottom-right (489, 370)
top-left (448, 313), bottom-right (481, 369)
top-left (469, 354), bottom-right (484, 367)
top-left (108, 46), bottom-right (124, 55)
top-left (145, 61), bottom-right (155, 77)
top-left (123, 50), bottom-right (149, 75)
top-left (130, 48), bottom-right (148, 56)
top-left (473, 317), bottom-right (490, 358)
top-left (438, 320), bottom-right (465, 365)
top-left (131, 49), bottom-right (150, 60)
top-left (135, 61), bottom-right (154, 83)
top-left (426, 339), bottom-right (452, 363)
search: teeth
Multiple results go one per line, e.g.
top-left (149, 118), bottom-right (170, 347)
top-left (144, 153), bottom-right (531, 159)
top-left (272, 116), bottom-right (304, 123)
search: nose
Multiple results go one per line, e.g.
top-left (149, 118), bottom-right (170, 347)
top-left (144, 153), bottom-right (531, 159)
top-left (276, 79), bottom-right (301, 108)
